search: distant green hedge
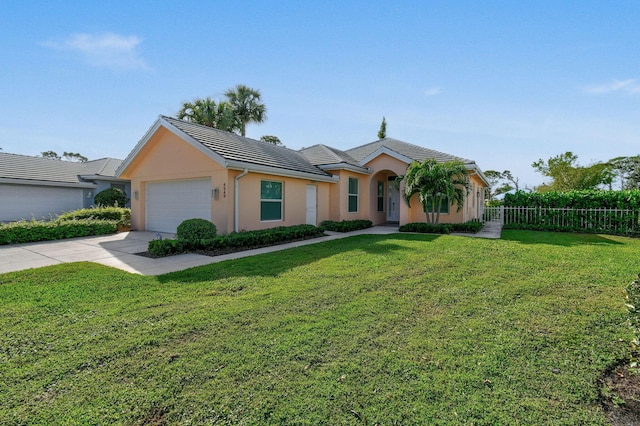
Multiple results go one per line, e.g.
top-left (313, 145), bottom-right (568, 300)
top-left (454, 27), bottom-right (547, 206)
top-left (320, 220), bottom-right (373, 232)
top-left (148, 224), bottom-right (325, 257)
top-left (504, 190), bottom-right (640, 209)
top-left (399, 220), bottom-right (483, 234)
top-left (0, 219), bottom-right (118, 245)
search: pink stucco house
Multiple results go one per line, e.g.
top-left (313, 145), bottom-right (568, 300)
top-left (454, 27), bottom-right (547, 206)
top-left (116, 116), bottom-right (489, 233)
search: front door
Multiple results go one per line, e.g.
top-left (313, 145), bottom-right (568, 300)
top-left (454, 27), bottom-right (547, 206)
top-left (386, 178), bottom-right (400, 222)
top-left (306, 185), bottom-right (317, 225)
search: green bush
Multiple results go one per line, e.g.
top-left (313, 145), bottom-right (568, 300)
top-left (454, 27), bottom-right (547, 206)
top-left (176, 218), bottom-right (217, 242)
top-left (94, 188), bottom-right (129, 207)
top-left (399, 220), bottom-right (483, 234)
top-left (151, 224), bottom-right (325, 257)
top-left (504, 189), bottom-right (640, 209)
top-left (0, 219), bottom-right (118, 245)
top-left (399, 222), bottom-right (453, 234)
top-left (148, 239), bottom-right (186, 257)
top-left (320, 220), bottom-right (373, 232)
top-left (56, 207), bottom-right (131, 228)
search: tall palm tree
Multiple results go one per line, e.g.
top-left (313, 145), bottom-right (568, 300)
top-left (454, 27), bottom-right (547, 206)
top-left (177, 97), bottom-right (238, 132)
top-left (224, 84), bottom-right (267, 136)
top-left (401, 158), bottom-right (470, 224)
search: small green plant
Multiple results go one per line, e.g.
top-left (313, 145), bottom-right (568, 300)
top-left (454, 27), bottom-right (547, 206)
top-left (176, 218), bottom-right (217, 243)
top-left (625, 274), bottom-right (640, 352)
top-left (94, 188), bottom-right (129, 207)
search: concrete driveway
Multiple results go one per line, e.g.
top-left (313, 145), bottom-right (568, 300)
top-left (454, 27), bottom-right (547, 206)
top-left (0, 227), bottom-right (403, 276)
top-left (0, 231), bottom-right (214, 276)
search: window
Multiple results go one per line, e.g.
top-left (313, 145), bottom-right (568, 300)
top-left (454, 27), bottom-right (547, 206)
top-left (377, 181), bottom-right (384, 212)
top-left (423, 196), bottom-right (449, 214)
top-left (260, 180), bottom-right (283, 221)
top-left (348, 177), bottom-right (359, 213)
top-left (110, 183), bottom-right (125, 192)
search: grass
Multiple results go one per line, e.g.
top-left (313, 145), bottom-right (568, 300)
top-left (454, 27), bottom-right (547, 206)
top-left (0, 230), bottom-right (637, 425)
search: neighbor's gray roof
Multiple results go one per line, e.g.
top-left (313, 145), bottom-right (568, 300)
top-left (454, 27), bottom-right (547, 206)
top-left (0, 152), bottom-right (123, 184)
top-left (345, 138), bottom-right (474, 165)
top-left (162, 116), bottom-right (331, 178)
top-left (299, 144), bottom-right (364, 168)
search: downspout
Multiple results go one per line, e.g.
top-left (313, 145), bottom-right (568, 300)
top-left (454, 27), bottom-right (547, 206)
top-left (234, 168), bottom-right (249, 232)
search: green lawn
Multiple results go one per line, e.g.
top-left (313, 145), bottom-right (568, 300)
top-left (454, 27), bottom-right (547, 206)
top-left (1, 231), bottom-right (637, 425)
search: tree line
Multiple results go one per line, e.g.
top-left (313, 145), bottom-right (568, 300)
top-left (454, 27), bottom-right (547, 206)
top-left (486, 152), bottom-right (640, 201)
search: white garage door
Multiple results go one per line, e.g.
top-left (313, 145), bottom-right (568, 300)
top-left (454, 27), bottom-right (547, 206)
top-left (145, 179), bottom-right (211, 233)
top-left (0, 184), bottom-right (84, 222)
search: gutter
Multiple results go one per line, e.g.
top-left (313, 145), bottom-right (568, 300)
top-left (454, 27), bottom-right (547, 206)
top-left (234, 168), bottom-right (249, 232)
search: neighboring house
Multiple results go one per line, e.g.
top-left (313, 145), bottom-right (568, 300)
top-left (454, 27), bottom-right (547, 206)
top-left (116, 116), bottom-right (489, 234)
top-left (0, 153), bottom-right (131, 222)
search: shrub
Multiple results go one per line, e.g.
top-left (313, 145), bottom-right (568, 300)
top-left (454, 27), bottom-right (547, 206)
top-left (176, 218), bottom-right (217, 243)
top-left (0, 219), bottom-right (118, 245)
top-left (148, 239), bottom-right (186, 257)
top-left (320, 220), bottom-right (373, 232)
top-left (94, 188), bottom-right (129, 207)
top-left (399, 222), bottom-right (453, 234)
top-left (150, 224), bottom-right (325, 257)
top-left (56, 207), bottom-right (131, 228)
top-left (399, 221), bottom-right (482, 234)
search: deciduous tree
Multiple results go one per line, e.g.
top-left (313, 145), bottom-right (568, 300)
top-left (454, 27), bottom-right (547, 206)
top-left (532, 152), bottom-right (612, 191)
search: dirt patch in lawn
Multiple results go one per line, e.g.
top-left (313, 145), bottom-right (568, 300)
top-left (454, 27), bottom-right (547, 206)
top-left (600, 361), bottom-right (640, 425)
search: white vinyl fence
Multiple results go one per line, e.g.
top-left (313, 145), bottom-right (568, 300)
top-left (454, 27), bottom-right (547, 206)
top-left (483, 206), bottom-right (640, 235)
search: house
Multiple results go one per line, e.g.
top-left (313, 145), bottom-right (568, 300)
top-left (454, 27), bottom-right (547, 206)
top-left (0, 153), bottom-right (130, 222)
top-left (116, 116), bottom-right (489, 234)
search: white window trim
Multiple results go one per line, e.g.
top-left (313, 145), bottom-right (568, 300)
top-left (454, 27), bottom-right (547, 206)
top-left (348, 177), bottom-right (359, 213)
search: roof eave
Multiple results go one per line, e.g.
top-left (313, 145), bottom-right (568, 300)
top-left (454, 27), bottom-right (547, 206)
top-left (360, 146), bottom-right (413, 166)
top-left (465, 163), bottom-right (490, 187)
top-left (0, 177), bottom-right (97, 189)
top-left (316, 163), bottom-right (372, 175)
top-left (227, 160), bottom-right (339, 182)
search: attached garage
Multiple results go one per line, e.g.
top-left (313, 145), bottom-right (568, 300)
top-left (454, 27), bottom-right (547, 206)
top-left (145, 178), bottom-right (212, 233)
top-left (0, 183), bottom-right (84, 222)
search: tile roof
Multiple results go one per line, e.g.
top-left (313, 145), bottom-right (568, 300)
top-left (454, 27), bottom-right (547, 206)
top-left (0, 152), bottom-right (123, 184)
top-left (299, 144), bottom-right (363, 168)
top-left (162, 116), bottom-right (331, 178)
top-left (345, 138), bottom-right (474, 165)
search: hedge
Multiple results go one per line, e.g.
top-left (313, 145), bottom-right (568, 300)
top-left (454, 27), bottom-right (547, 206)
top-left (319, 220), bottom-right (373, 232)
top-left (399, 220), bottom-right (483, 234)
top-left (148, 224), bottom-right (325, 257)
top-left (504, 190), bottom-right (640, 209)
top-left (0, 219), bottom-right (118, 245)
top-left (56, 207), bottom-right (131, 227)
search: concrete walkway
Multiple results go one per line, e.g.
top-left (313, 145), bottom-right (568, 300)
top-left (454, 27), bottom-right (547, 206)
top-left (468, 220), bottom-right (503, 239)
top-left (0, 224), bottom-right (501, 276)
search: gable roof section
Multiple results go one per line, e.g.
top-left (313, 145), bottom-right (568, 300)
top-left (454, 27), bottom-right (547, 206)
top-left (299, 144), bottom-right (369, 174)
top-left (346, 138), bottom-right (474, 165)
top-left (0, 152), bottom-right (123, 188)
top-left (118, 116), bottom-right (337, 182)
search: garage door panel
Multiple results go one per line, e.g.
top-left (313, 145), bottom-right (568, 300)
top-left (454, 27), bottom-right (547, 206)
top-left (0, 184), bottom-right (83, 222)
top-left (145, 179), bottom-right (211, 233)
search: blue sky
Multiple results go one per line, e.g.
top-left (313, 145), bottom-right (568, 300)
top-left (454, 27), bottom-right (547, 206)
top-left (1, 1), bottom-right (638, 188)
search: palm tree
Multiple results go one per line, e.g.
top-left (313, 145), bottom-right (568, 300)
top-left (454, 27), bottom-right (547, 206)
top-left (400, 158), bottom-right (470, 224)
top-left (224, 84), bottom-right (267, 136)
top-left (177, 97), bottom-right (238, 132)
